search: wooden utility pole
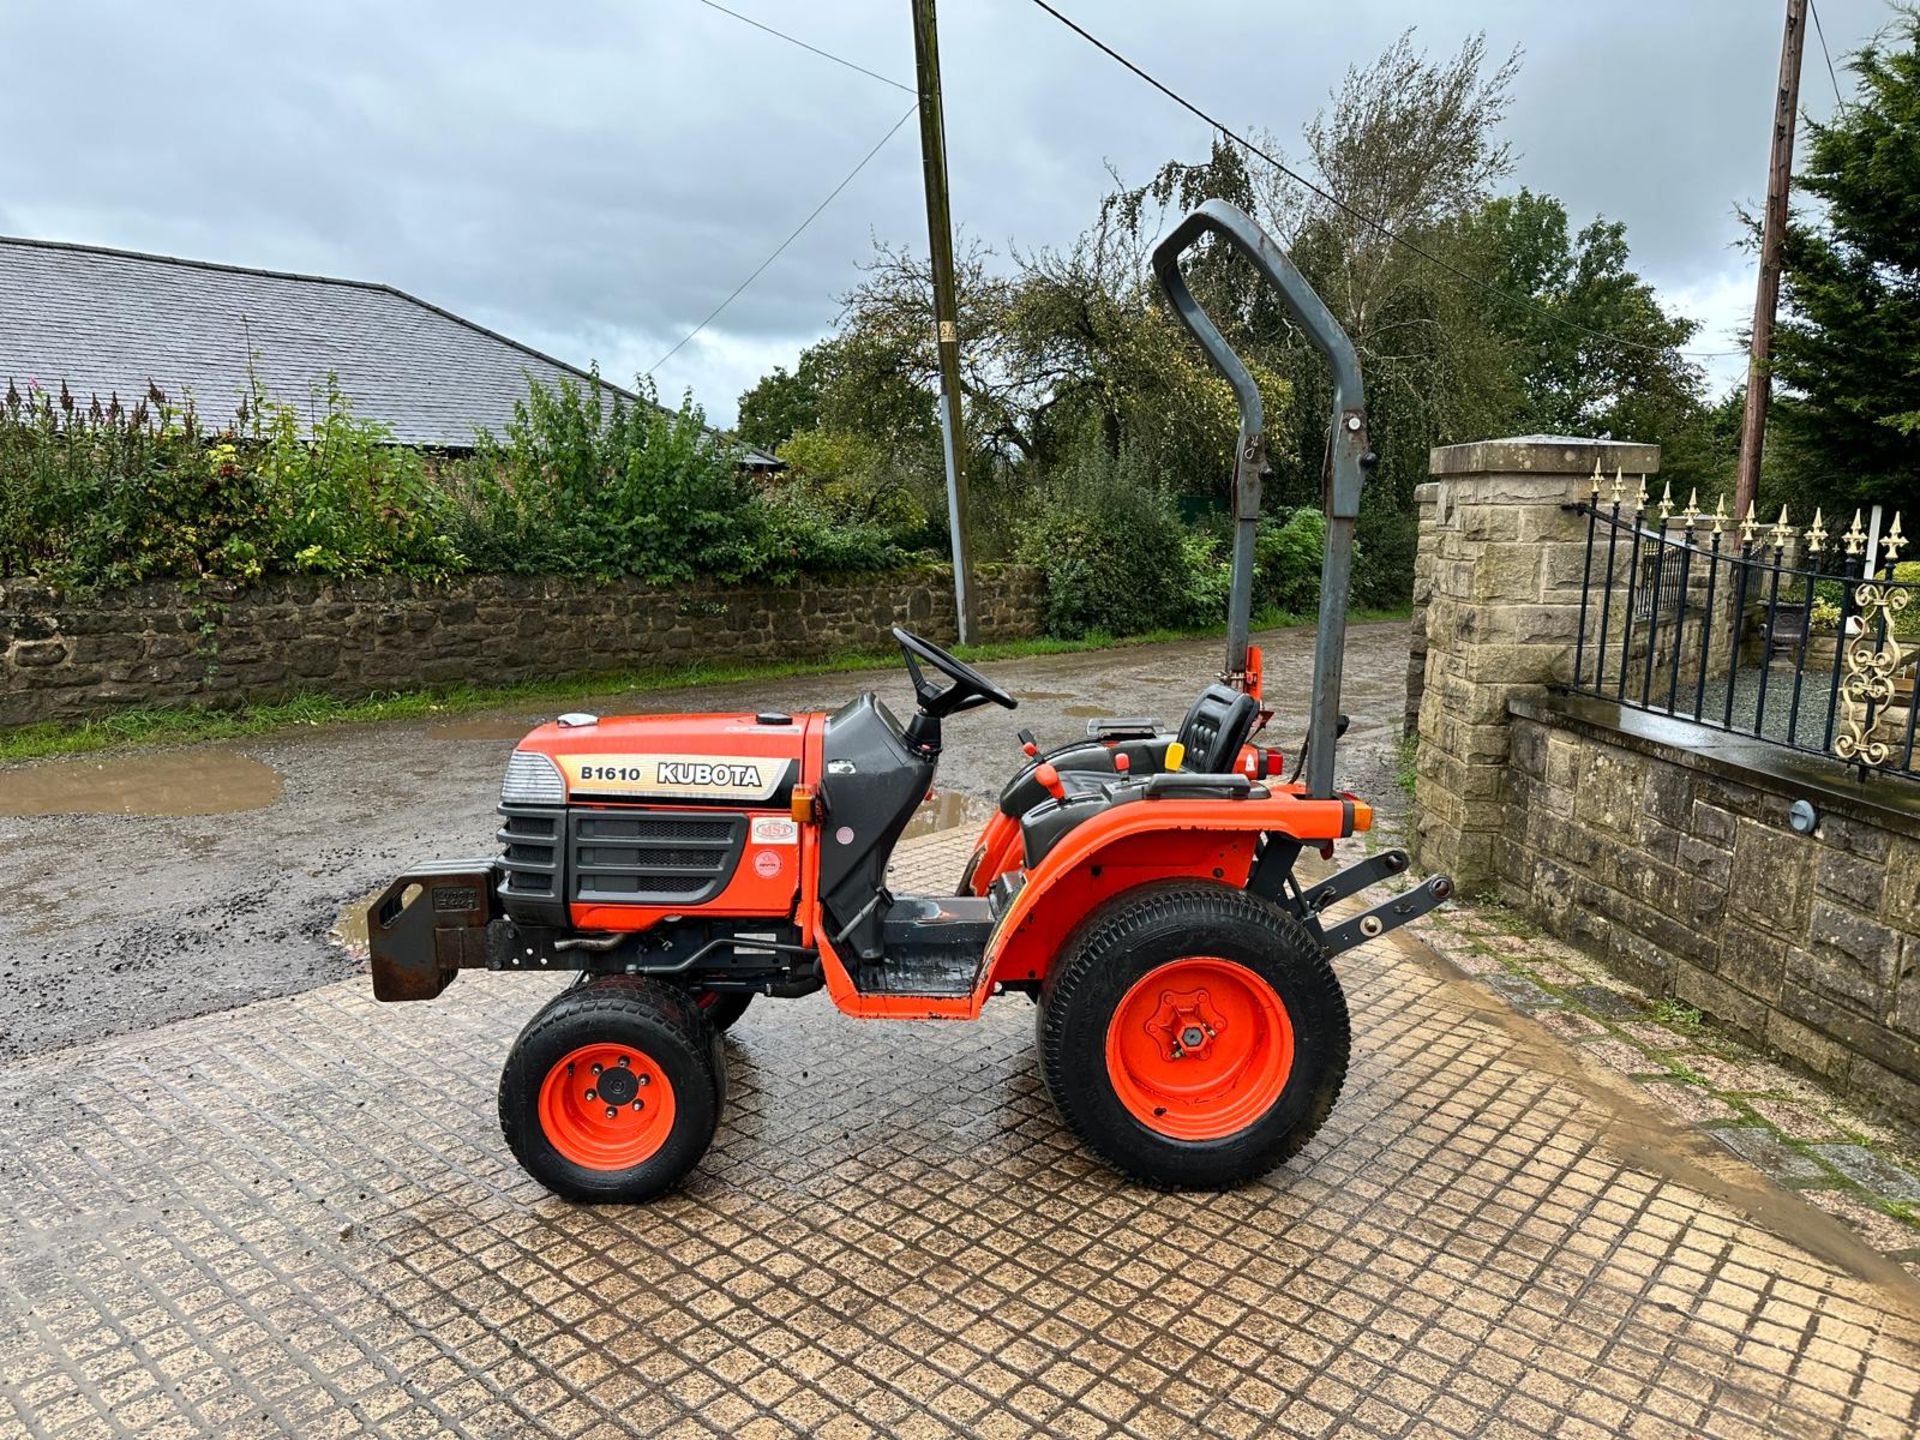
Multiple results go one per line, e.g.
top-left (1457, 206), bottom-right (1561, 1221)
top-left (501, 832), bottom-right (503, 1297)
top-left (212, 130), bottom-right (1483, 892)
top-left (911, 0), bottom-right (977, 644)
top-left (1735, 0), bottom-right (1809, 523)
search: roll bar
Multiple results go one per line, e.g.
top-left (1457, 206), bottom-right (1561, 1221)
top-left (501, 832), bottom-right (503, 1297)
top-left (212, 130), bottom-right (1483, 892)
top-left (1150, 199), bottom-right (1373, 801)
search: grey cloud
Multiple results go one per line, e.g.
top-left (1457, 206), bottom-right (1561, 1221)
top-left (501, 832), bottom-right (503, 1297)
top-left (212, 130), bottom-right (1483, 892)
top-left (0, 0), bottom-right (1897, 423)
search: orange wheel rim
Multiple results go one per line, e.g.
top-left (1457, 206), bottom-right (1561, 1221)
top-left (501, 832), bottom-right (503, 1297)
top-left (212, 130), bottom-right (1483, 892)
top-left (1105, 957), bottom-right (1294, 1141)
top-left (538, 1043), bottom-right (676, 1170)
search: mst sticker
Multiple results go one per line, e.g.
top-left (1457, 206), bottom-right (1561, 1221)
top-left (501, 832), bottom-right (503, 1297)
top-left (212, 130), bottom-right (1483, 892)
top-left (557, 752), bottom-right (787, 801)
top-left (750, 816), bottom-right (798, 845)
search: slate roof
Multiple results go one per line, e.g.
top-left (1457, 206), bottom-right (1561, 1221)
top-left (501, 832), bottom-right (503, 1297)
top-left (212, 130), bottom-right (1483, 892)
top-left (0, 236), bottom-right (777, 464)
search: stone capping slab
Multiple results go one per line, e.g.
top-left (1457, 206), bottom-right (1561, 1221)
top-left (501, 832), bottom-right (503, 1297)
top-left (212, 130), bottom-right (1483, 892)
top-left (1429, 435), bottom-right (1662, 477)
top-left (1512, 691), bottom-right (1920, 842)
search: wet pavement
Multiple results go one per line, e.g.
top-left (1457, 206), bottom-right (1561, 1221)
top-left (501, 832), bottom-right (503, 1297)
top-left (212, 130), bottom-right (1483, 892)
top-left (2, 830), bottom-right (1917, 1439)
top-left (0, 620), bottom-right (1410, 1065)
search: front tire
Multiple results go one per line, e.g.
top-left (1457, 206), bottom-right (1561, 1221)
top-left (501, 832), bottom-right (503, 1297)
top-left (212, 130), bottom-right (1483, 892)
top-left (1039, 881), bottom-right (1348, 1189)
top-left (500, 977), bottom-right (723, 1203)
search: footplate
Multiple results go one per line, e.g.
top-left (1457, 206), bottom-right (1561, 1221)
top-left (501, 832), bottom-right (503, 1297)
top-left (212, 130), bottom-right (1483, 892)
top-left (367, 859), bottom-right (500, 1001)
top-left (1319, 874), bottom-right (1454, 957)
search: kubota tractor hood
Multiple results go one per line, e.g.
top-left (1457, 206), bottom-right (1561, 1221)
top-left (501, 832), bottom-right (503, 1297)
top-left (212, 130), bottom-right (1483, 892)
top-left (511, 711), bottom-right (813, 806)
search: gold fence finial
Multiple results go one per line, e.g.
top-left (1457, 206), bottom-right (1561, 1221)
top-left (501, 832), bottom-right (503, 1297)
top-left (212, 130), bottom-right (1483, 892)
top-left (1885, 512), bottom-right (1907, 563)
top-left (1740, 500), bottom-right (1759, 545)
top-left (1684, 488), bottom-right (1700, 528)
top-left (1610, 466), bottom-right (1625, 506)
top-left (1806, 507), bottom-right (1828, 551)
top-left (1711, 494), bottom-right (1728, 536)
top-left (1657, 480), bottom-right (1674, 522)
top-left (1770, 506), bottom-right (1793, 549)
top-left (1843, 509), bottom-right (1867, 556)
top-left (1590, 458), bottom-right (1603, 501)
top-left (1634, 475), bottom-right (1650, 513)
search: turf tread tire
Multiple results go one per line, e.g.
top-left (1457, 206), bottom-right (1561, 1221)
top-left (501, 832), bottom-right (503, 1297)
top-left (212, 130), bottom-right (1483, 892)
top-left (1039, 880), bottom-right (1348, 1190)
top-left (500, 976), bottom-right (722, 1203)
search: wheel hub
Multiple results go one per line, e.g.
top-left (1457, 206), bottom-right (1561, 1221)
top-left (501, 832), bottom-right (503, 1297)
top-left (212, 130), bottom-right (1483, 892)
top-left (596, 1064), bottom-right (639, 1107)
top-left (1141, 986), bottom-right (1228, 1061)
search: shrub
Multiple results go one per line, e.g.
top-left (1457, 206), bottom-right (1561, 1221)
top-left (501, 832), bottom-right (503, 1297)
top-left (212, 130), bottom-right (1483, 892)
top-left (443, 375), bottom-right (765, 584)
top-left (0, 381), bottom-right (271, 588)
top-left (1254, 507), bottom-right (1327, 617)
top-left (1017, 447), bottom-right (1190, 638)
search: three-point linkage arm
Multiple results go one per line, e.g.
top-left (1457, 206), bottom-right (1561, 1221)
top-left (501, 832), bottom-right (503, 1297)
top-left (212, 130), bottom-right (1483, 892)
top-left (1150, 199), bottom-right (1374, 802)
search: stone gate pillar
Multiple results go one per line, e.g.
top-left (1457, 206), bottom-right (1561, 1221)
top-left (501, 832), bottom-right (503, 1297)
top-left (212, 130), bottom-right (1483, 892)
top-left (1410, 435), bottom-right (1661, 889)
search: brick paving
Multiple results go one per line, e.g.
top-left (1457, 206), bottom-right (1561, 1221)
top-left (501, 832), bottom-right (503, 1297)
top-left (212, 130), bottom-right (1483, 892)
top-left (2, 833), bottom-right (1919, 1438)
top-left (1415, 895), bottom-right (1920, 1273)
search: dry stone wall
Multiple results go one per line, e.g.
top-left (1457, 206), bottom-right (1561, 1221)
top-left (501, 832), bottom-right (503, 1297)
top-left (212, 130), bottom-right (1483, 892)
top-left (0, 566), bottom-right (1044, 726)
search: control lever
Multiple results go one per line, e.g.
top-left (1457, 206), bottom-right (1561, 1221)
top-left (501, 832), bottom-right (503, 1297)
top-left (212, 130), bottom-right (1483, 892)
top-left (1017, 728), bottom-right (1039, 758)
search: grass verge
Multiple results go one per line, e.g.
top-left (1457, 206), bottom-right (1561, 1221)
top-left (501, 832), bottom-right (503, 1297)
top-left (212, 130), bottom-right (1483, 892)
top-left (0, 606), bottom-right (1412, 764)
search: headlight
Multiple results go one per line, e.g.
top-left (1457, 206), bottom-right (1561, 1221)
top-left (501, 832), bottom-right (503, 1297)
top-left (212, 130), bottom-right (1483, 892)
top-left (502, 750), bottom-right (566, 806)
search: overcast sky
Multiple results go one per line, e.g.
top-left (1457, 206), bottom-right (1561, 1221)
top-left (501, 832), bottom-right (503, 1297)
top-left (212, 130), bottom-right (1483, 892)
top-left (0, 1), bottom-right (1894, 428)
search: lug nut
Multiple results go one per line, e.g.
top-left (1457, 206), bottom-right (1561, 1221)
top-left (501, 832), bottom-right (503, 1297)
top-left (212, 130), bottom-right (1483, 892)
top-left (584, 1089), bottom-right (597, 1101)
top-left (591, 1063), bottom-right (603, 1076)
top-left (618, 1056), bottom-right (630, 1067)
top-left (636, 1074), bottom-right (650, 1087)
top-left (632, 1101), bottom-right (644, 1112)
top-left (604, 1106), bottom-right (618, 1120)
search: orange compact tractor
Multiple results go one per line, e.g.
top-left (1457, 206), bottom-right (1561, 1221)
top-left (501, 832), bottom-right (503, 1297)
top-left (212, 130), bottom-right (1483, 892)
top-left (366, 201), bottom-right (1452, 1201)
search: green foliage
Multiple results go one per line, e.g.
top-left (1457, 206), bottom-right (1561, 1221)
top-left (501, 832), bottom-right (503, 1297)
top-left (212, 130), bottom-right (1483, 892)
top-left (443, 374), bottom-right (771, 583)
top-left (1016, 447), bottom-right (1193, 638)
top-left (1771, 9), bottom-right (1920, 522)
top-left (257, 376), bottom-right (458, 578)
top-left (734, 346), bottom-right (826, 452)
top-left (1254, 508), bottom-right (1329, 616)
top-left (0, 371), bottom-right (913, 590)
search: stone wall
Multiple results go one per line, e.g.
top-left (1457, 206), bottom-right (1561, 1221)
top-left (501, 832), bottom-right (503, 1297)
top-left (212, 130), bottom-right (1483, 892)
top-left (1502, 696), bottom-right (1920, 1118)
top-left (0, 566), bottom-right (1045, 726)
top-left (1411, 435), bottom-right (1661, 888)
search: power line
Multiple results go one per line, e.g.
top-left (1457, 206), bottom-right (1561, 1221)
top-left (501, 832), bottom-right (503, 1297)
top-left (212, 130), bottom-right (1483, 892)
top-left (646, 104), bottom-right (918, 378)
top-left (695, 1), bottom-right (914, 94)
top-left (1808, 0), bottom-right (1848, 111)
top-left (1026, 0), bottom-right (1751, 361)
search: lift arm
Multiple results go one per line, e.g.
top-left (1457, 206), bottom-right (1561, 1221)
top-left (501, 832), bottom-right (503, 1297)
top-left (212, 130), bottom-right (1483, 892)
top-left (1150, 199), bottom-right (1373, 801)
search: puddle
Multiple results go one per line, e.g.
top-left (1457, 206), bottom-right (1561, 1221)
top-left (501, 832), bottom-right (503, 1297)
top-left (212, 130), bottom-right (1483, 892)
top-left (428, 716), bottom-right (542, 741)
top-left (901, 790), bottom-right (990, 841)
top-left (0, 750), bottom-right (283, 817)
top-left (330, 881), bottom-right (387, 959)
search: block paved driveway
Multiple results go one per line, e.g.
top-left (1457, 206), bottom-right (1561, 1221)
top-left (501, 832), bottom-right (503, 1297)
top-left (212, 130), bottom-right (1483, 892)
top-left (3, 830), bottom-right (1918, 1440)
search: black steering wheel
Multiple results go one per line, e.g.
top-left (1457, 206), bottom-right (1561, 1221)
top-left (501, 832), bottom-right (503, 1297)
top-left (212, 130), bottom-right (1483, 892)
top-left (892, 627), bottom-right (1018, 718)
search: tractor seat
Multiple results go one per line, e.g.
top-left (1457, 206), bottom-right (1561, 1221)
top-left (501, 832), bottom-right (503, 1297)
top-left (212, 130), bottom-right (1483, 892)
top-left (1175, 683), bottom-right (1260, 774)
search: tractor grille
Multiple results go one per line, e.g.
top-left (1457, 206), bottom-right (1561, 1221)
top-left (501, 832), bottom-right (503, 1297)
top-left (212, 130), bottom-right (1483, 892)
top-left (569, 811), bottom-right (747, 905)
top-left (496, 805), bottom-right (565, 925)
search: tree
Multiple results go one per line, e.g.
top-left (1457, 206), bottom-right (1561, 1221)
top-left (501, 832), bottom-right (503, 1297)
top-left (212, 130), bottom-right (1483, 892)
top-left (1466, 190), bottom-right (1709, 473)
top-left (1770, 7), bottom-right (1920, 521)
top-left (734, 347), bottom-right (825, 452)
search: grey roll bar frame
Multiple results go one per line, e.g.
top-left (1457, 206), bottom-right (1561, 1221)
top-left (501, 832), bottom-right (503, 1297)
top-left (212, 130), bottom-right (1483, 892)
top-left (1150, 199), bottom-right (1373, 802)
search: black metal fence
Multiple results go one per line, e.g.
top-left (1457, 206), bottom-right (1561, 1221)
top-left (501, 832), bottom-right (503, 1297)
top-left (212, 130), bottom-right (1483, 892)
top-left (1568, 474), bottom-right (1917, 784)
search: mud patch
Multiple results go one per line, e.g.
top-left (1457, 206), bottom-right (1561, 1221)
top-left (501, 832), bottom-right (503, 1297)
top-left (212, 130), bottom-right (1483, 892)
top-left (1011, 690), bottom-right (1074, 702)
top-left (0, 750), bottom-right (283, 817)
top-left (329, 882), bottom-right (387, 960)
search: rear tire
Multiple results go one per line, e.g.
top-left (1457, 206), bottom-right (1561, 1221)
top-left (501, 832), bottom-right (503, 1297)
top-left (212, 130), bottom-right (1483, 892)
top-left (500, 976), bottom-right (723, 1203)
top-left (1038, 881), bottom-right (1348, 1189)
top-left (693, 990), bottom-right (754, 1032)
